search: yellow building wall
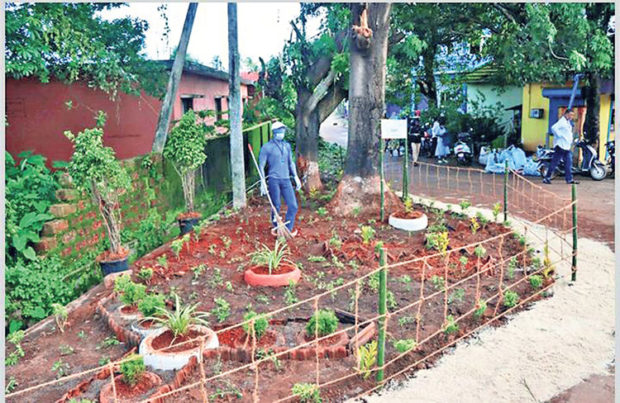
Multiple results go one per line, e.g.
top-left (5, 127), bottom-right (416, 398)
top-left (598, 94), bottom-right (614, 159)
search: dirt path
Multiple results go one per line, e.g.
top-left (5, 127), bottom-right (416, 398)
top-left (360, 211), bottom-right (614, 403)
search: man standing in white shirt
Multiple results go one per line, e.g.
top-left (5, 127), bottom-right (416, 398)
top-left (542, 109), bottom-right (579, 184)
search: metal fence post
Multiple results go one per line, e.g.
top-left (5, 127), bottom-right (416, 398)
top-left (380, 141), bottom-right (385, 221)
top-left (503, 160), bottom-right (508, 222)
top-left (403, 140), bottom-right (409, 200)
top-left (572, 183), bottom-right (577, 281)
top-left (376, 248), bottom-right (387, 382)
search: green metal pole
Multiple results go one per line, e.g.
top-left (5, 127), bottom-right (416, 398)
top-left (380, 140), bottom-right (385, 221)
top-left (376, 248), bottom-right (387, 383)
top-left (503, 160), bottom-right (508, 222)
top-left (403, 140), bottom-right (409, 200)
top-left (572, 183), bottom-right (577, 281)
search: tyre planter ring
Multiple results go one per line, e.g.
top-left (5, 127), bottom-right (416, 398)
top-left (388, 213), bottom-right (428, 232)
top-left (244, 265), bottom-right (301, 287)
top-left (131, 320), bottom-right (163, 339)
top-left (99, 372), bottom-right (162, 403)
top-left (117, 305), bottom-right (143, 322)
top-left (139, 325), bottom-right (218, 371)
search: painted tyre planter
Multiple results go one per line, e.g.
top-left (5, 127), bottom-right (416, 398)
top-left (139, 325), bottom-right (218, 371)
top-left (99, 256), bottom-right (129, 276)
top-left (117, 305), bottom-right (143, 322)
top-left (131, 320), bottom-right (163, 338)
top-left (244, 264), bottom-right (301, 287)
top-left (99, 372), bottom-right (162, 403)
top-left (388, 213), bottom-right (428, 232)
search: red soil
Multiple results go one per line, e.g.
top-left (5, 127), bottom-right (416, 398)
top-left (151, 329), bottom-right (205, 353)
top-left (97, 247), bottom-right (130, 262)
top-left (120, 305), bottom-right (138, 315)
top-left (112, 372), bottom-right (160, 399)
top-left (392, 210), bottom-right (424, 219)
top-left (217, 327), bottom-right (279, 349)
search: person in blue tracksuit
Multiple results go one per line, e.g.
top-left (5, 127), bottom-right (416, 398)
top-left (258, 122), bottom-right (302, 236)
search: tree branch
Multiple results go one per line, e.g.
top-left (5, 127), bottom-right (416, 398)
top-left (318, 83), bottom-right (346, 123)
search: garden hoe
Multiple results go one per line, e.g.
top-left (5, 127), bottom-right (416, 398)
top-left (247, 144), bottom-right (293, 240)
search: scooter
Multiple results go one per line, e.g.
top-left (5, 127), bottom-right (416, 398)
top-left (606, 140), bottom-right (615, 177)
top-left (537, 140), bottom-right (607, 181)
top-left (454, 131), bottom-right (473, 165)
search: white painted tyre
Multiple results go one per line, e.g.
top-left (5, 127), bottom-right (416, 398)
top-left (139, 325), bottom-right (219, 371)
top-left (131, 321), bottom-right (163, 339)
top-left (388, 213), bottom-right (428, 232)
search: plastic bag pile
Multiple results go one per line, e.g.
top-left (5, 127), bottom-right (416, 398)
top-left (479, 145), bottom-right (541, 176)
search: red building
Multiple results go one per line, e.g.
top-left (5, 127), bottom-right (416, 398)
top-left (6, 61), bottom-right (256, 167)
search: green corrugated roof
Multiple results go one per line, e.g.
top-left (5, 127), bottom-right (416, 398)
top-left (463, 64), bottom-right (499, 84)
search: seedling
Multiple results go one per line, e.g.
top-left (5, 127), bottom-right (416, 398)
top-left (209, 268), bottom-right (223, 288)
top-left (399, 274), bottom-right (412, 284)
top-left (221, 235), bottom-right (232, 249)
top-left (120, 354), bottom-right (145, 387)
top-left (243, 311), bottom-right (269, 340)
top-left (52, 303), bottom-right (68, 333)
top-left (52, 359), bottom-right (70, 379)
top-left (470, 217), bottom-right (480, 234)
top-left (117, 280), bottom-right (146, 307)
top-left (459, 256), bottom-right (469, 267)
top-left (137, 267), bottom-right (154, 283)
top-left (292, 383), bottom-right (322, 403)
top-left (328, 232), bottom-right (342, 249)
top-left (473, 299), bottom-right (487, 319)
top-left (352, 206), bottom-right (361, 218)
top-left (256, 294), bottom-right (270, 304)
top-left (225, 281), bottom-right (234, 292)
top-left (59, 345), bottom-right (74, 356)
top-left (360, 225), bottom-right (376, 244)
top-left (137, 293), bottom-right (166, 317)
top-left (368, 272), bottom-right (380, 293)
top-left (191, 264), bottom-right (206, 279)
top-left (211, 297), bottom-right (231, 323)
top-left (182, 233), bottom-right (191, 251)
top-left (431, 275), bottom-right (445, 291)
top-left (6, 331), bottom-right (25, 366)
top-left (475, 212), bottom-right (489, 226)
top-left (249, 240), bottom-right (295, 275)
top-left (492, 202), bottom-right (501, 222)
top-left (474, 245), bottom-right (487, 258)
top-left (157, 254), bottom-right (168, 269)
top-left (357, 340), bottom-right (378, 379)
top-left (208, 244), bottom-right (217, 255)
top-left (387, 290), bottom-right (397, 310)
top-left (192, 220), bottom-right (206, 242)
top-left (316, 207), bottom-right (328, 217)
top-left (77, 330), bottom-right (87, 339)
top-left (255, 348), bottom-right (282, 371)
top-left (529, 275), bottom-right (543, 289)
top-left (308, 255), bottom-right (326, 263)
top-left (507, 257), bottom-right (518, 280)
top-left (5, 376), bottom-right (17, 394)
top-left (147, 294), bottom-right (210, 337)
top-left (170, 238), bottom-right (184, 259)
top-left (425, 231), bottom-right (449, 256)
top-left (348, 260), bottom-right (360, 272)
top-left (443, 315), bottom-right (459, 335)
top-left (209, 381), bottom-right (243, 400)
top-left (448, 288), bottom-right (465, 304)
top-left (398, 316), bottom-right (415, 328)
top-left (403, 196), bottom-right (414, 215)
top-left (503, 290), bottom-right (519, 308)
top-left (459, 200), bottom-right (471, 213)
top-left (393, 339), bottom-right (417, 353)
top-left (306, 309), bottom-right (338, 338)
top-left (97, 336), bottom-right (120, 350)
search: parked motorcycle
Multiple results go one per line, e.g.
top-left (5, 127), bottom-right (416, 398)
top-left (454, 131), bottom-right (473, 165)
top-left (606, 140), bottom-right (615, 177)
top-left (537, 140), bottom-right (607, 181)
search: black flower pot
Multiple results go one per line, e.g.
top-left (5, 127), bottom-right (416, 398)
top-left (99, 257), bottom-right (129, 276)
top-left (178, 217), bottom-right (200, 235)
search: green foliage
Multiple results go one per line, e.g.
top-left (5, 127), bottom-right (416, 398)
top-left (360, 225), bottom-right (376, 244)
top-left (426, 231), bottom-right (449, 255)
top-left (52, 303), bottom-right (68, 333)
top-left (308, 255), bottom-right (326, 263)
top-left (507, 257), bottom-right (518, 280)
top-left (52, 359), bottom-right (70, 379)
top-left (459, 256), bottom-right (469, 267)
top-left (431, 275), bottom-right (445, 291)
top-left (394, 339), bottom-right (417, 353)
top-left (137, 293), bottom-right (166, 317)
top-left (403, 196), bottom-right (415, 215)
top-left (470, 217), bottom-right (480, 234)
top-left (474, 299), bottom-right (487, 319)
top-left (357, 340), bottom-right (378, 379)
top-left (170, 238), bottom-right (184, 259)
top-left (5, 151), bottom-right (57, 263)
top-left (157, 254), bottom-right (168, 269)
top-left (368, 272), bottom-right (380, 293)
top-left (492, 203), bottom-right (502, 222)
top-left (503, 290), bottom-right (520, 308)
top-left (191, 264), bottom-right (206, 279)
top-left (448, 288), bottom-right (465, 305)
top-left (137, 268), bottom-right (153, 283)
top-left (97, 336), bottom-right (120, 349)
top-left (398, 316), bottom-right (416, 328)
top-left (386, 290), bottom-right (398, 310)
top-left (120, 354), bottom-right (145, 387)
top-left (146, 294), bottom-right (209, 337)
top-left (459, 200), bottom-right (472, 212)
top-left (243, 311), bottom-right (269, 340)
top-left (284, 280), bottom-right (298, 305)
top-left (114, 277), bottom-right (146, 307)
top-left (328, 232), bottom-right (342, 249)
top-left (250, 240), bottom-right (294, 275)
top-left (443, 315), bottom-right (459, 335)
top-left (474, 245), bottom-right (487, 258)
top-left (211, 297), bottom-right (231, 323)
top-left (529, 275), bottom-right (543, 289)
top-left (306, 309), bottom-right (339, 338)
top-left (5, 376), bottom-right (18, 394)
top-left (6, 330), bottom-right (25, 366)
top-left (292, 383), bottom-right (322, 403)
top-left (316, 207), bottom-right (328, 217)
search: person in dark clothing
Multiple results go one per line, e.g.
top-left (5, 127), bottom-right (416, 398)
top-left (408, 117), bottom-right (422, 166)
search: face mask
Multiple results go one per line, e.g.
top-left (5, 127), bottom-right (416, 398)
top-left (275, 131), bottom-right (285, 141)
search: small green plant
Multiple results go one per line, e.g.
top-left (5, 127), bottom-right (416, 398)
top-left (503, 290), bottom-right (519, 308)
top-left (357, 340), bottom-right (378, 379)
top-left (352, 206), bottom-right (361, 218)
top-left (6, 330), bottom-right (25, 366)
top-left (492, 202), bottom-right (501, 222)
top-left (308, 255), bottom-right (326, 263)
top-left (249, 240), bottom-right (295, 275)
top-left (137, 293), bottom-right (166, 317)
top-left (243, 311), bottom-right (269, 340)
top-left (59, 344), bottom-right (74, 356)
top-left (137, 267), bottom-right (154, 283)
top-left (284, 280), bottom-right (298, 304)
top-left (399, 274), bottom-right (412, 284)
top-left (374, 240), bottom-right (384, 254)
top-left (386, 290), bottom-right (397, 310)
top-left (426, 231), bottom-right (449, 255)
top-left (77, 330), bottom-right (87, 339)
top-left (52, 303), bottom-right (68, 333)
top-left (96, 336), bottom-right (120, 350)
top-left (211, 297), bottom-right (231, 323)
top-left (52, 359), bottom-right (70, 379)
top-left (146, 294), bottom-right (209, 337)
top-left (328, 232), bottom-right (342, 249)
top-left (529, 275), bottom-right (543, 289)
top-left (368, 271), bottom-right (380, 293)
top-left (209, 267), bottom-right (223, 288)
top-left (170, 238), bottom-right (184, 259)
top-left (120, 354), bottom-right (145, 387)
top-left (393, 339), bottom-right (417, 353)
top-left (459, 200), bottom-right (471, 212)
top-left (403, 196), bottom-right (414, 214)
top-left (157, 254), bottom-right (168, 268)
top-left (306, 309), bottom-right (339, 338)
top-left (470, 217), bottom-right (480, 234)
top-left (360, 225), bottom-right (376, 244)
top-left (507, 257), bottom-right (518, 280)
top-left (192, 220), bottom-right (207, 241)
top-left (292, 383), bottom-right (322, 403)
top-left (255, 348), bottom-right (282, 371)
top-left (459, 256), bottom-right (469, 267)
top-left (191, 264), bottom-right (206, 279)
top-left (221, 235), bottom-right (232, 249)
top-left (348, 259), bottom-right (360, 272)
top-left (256, 294), bottom-right (270, 304)
top-left (473, 299), bottom-right (487, 319)
top-left (474, 245), bottom-right (487, 258)
top-left (225, 281), bottom-right (234, 292)
top-left (431, 275), bottom-right (445, 291)
top-left (398, 316), bottom-right (416, 328)
top-left (208, 244), bottom-right (217, 255)
top-left (5, 376), bottom-right (17, 394)
top-left (475, 212), bottom-right (489, 226)
top-left (316, 207), bottom-right (328, 217)
top-left (443, 315), bottom-right (459, 335)
top-left (99, 356), bottom-right (111, 366)
top-left (448, 288), bottom-right (465, 305)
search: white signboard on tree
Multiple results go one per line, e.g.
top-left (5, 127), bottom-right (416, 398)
top-left (381, 119), bottom-right (407, 139)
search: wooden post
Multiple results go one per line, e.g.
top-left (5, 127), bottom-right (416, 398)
top-left (402, 139), bottom-right (409, 200)
top-left (503, 160), bottom-right (508, 222)
top-left (376, 248), bottom-right (387, 383)
top-left (572, 183), bottom-right (578, 281)
top-left (152, 3), bottom-right (198, 153)
top-left (380, 140), bottom-right (385, 221)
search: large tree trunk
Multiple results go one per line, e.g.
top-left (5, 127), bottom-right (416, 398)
top-left (152, 3), bottom-right (198, 153)
top-left (228, 3), bottom-right (246, 208)
top-left (583, 73), bottom-right (600, 146)
top-left (419, 43), bottom-right (438, 107)
top-left (329, 3), bottom-right (400, 216)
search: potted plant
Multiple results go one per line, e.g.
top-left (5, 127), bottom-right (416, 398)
top-left (99, 354), bottom-right (162, 403)
top-left (297, 309), bottom-right (348, 347)
top-left (131, 293), bottom-right (166, 337)
top-left (114, 275), bottom-right (147, 321)
top-left (388, 196), bottom-right (428, 232)
top-left (163, 110), bottom-right (207, 235)
top-left (139, 294), bottom-right (218, 370)
top-left (244, 240), bottom-right (301, 287)
top-left (64, 122), bottom-right (132, 276)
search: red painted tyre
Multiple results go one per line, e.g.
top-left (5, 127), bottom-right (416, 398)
top-left (244, 264), bottom-right (301, 287)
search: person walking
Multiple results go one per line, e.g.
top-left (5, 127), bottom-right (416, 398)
top-left (258, 121), bottom-right (302, 236)
top-left (433, 119), bottom-right (449, 164)
top-left (408, 116), bottom-right (422, 166)
top-left (542, 109), bottom-right (580, 185)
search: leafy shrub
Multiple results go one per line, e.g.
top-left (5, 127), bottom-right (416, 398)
top-left (120, 354), bottom-right (145, 387)
top-left (529, 275), bottom-right (543, 289)
top-left (243, 311), bottom-right (269, 339)
top-left (146, 294), bottom-right (209, 337)
top-left (503, 290), bottom-right (519, 308)
top-left (357, 340), bottom-right (378, 379)
top-left (306, 309), bottom-right (338, 338)
top-left (360, 226), bottom-right (375, 244)
top-left (114, 276), bottom-right (146, 306)
top-left (393, 339), bottom-right (417, 353)
top-left (211, 297), bottom-right (231, 323)
top-left (137, 294), bottom-right (166, 317)
top-left (473, 299), bottom-right (487, 319)
top-left (443, 315), bottom-right (459, 334)
top-left (425, 231), bottom-right (449, 255)
top-left (292, 383), bottom-right (322, 403)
